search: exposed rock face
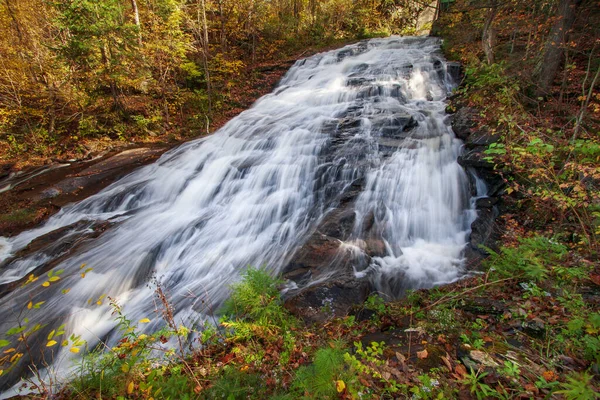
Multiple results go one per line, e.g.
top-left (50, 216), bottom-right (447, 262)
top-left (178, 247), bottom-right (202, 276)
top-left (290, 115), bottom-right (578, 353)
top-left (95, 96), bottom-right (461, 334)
top-left (0, 146), bottom-right (168, 237)
top-left (282, 186), bottom-right (374, 322)
top-left (0, 220), bottom-right (112, 298)
top-left (283, 61), bottom-right (503, 321)
top-left (452, 106), bottom-right (504, 266)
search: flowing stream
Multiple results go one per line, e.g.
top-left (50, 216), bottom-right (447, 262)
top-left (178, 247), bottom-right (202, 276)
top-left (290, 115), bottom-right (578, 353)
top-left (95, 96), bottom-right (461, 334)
top-left (0, 36), bottom-right (478, 392)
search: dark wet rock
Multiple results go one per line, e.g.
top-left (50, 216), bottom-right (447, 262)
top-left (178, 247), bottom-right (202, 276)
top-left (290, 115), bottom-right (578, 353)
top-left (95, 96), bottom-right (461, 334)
top-left (350, 63), bottom-right (369, 73)
top-left (364, 238), bottom-right (387, 257)
top-left (375, 114), bottom-right (418, 137)
top-left (389, 85), bottom-right (407, 103)
top-left (319, 208), bottom-right (356, 239)
top-left (0, 146), bottom-right (168, 237)
top-left (352, 307), bottom-right (377, 322)
top-left (283, 233), bottom-right (344, 275)
top-left (0, 163), bottom-right (13, 180)
top-left (356, 85), bottom-right (384, 99)
top-left (40, 188), bottom-right (61, 199)
top-left (347, 77), bottom-right (375, 87)
top-left (446, 61), bottom-right (464, 84)
top-left (284, 277), bottom-right (371, 323)
top-left (475, 196), bottom-right (498, 209)
top-left (468, 205), bottom-right (499, 255)
top-left (452, 107), bottom-right (478, 141)
top-left (0, 220), bottom-right (112, 298)
top-left (465, 130), bottom-right (501, 149)
top-left (48, 148), bottom-right (165, 198)
top-left (283, 175), bottom-right (376, 322)
top-left (522, 318), bottom-right (546, 338)
top-left (460, 297), bottom-right (506, 315)
top-left (452, 102), bottom-right (505, 270)
top-left (457, 147), bottom-right (493, 170)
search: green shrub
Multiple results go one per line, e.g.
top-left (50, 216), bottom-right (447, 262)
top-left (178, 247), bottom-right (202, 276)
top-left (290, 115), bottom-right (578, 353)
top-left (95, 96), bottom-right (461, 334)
top-left (483, 235), bottom-right (567, 282)
top-left (220, 267), bottom-right (296, 341)
top-left (292, 345), bottom-right (352, 398)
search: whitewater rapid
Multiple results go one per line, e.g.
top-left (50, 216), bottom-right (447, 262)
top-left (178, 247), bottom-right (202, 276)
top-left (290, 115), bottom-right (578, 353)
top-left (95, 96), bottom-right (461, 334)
top-left (0, 36), bottom-right (478, 392)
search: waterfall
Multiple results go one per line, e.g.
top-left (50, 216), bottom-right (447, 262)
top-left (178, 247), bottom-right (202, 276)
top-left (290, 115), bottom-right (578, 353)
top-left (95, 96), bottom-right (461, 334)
top-left (0, 36), bottom-right (474, 393)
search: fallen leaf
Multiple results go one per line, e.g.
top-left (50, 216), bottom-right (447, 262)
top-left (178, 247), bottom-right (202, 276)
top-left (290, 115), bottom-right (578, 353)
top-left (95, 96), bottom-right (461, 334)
top-left (336, 380), bottom-right (346, 393)
top-left (524, 383), bottom-right (538, 393)
top-left (359, 377), bottom-right (371, 387)
top-left (542, 370), bottom-right (558, 382)
top-left (589, 273), bottom-right (600, 286)
top-left (441, 355), bottom-right (453, 371)
top-left (469, 350), bottom-right (499, 367)
top-left (395, 352), bottom-right (406, 363)
top-left (417, 349), bottom-right (428, 359)
top-left (127, 381), bottom-right (134, 394)
top-left (455, 364), bottom-right (467, 377)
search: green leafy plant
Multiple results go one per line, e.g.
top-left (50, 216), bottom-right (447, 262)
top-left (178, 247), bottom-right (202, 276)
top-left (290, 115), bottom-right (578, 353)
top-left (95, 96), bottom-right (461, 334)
top-left (483, 235), bottom-right (567, 282)
top-left (292, 344), bottom-right (354, 398)
top-left (220, 267), bottom-right (296, 341)
top-left (555, 372), bottom-right (599, 400)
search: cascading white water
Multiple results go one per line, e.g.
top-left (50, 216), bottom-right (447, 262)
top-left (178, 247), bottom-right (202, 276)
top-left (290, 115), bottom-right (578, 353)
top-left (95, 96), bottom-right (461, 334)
top-left (0, 36), bottom-right (475, 392)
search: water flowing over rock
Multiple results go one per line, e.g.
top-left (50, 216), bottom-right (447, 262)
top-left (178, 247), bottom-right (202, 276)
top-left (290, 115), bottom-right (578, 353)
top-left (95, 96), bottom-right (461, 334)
top-left (0, 36), bottom-right (482, 392)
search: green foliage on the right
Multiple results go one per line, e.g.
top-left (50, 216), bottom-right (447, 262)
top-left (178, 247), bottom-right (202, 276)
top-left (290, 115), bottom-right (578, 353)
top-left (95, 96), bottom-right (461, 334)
top-left (483, 235), bottom-right (567, 282)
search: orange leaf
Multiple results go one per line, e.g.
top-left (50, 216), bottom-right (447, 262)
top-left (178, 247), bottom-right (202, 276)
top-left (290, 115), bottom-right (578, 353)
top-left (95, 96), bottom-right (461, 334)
top-left (542, 370), bottom-right (558, 382)
top-left (417, 349), bottom-right (428, 359)
top-left (455, 364), bottom-right (467, 377)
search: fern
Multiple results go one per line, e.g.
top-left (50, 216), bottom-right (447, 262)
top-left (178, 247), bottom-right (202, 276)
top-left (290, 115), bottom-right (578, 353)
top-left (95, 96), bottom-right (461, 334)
top-left (220, 267), bottom-right (296, 341)
top-left (292, 345), bottom-right (348, 398)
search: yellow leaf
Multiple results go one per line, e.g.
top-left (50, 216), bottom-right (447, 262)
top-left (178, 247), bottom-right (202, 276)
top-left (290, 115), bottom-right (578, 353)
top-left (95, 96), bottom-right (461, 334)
top-left (49, 276), bottom-right (60, 282)
top-left (336, 380), bottom-right (346, 393)
top-left (42, 281), bottom-right (50, 287)
top-left (27, 301), bottom-right (32, 310)
top-left (127, 381), bottom-right (134, 394)
top-left (69, 347), bottom-right (80, 354)
top-left (10, 352), bottom-right (23, 363)
top-left (139, 318), bottom-right (151, 324)
top-left (138, 334), bottom-right (148, 340)
top-left (46, 340), bottom-right (57, 347)
top-left (122, 363), bottom-right (130, 373)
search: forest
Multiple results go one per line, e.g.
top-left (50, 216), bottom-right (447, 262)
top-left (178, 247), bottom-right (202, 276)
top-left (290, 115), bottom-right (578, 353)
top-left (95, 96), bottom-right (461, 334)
top-left (0, 0), bottom-right (428, 164)
top-left (0, 0), bottom-right (599, 398)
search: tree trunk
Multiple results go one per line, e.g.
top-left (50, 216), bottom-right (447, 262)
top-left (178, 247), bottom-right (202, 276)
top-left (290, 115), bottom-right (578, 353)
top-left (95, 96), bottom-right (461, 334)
top-left (101, 43), bottom-right (121, 111)
top-left (130, 0), bottom-right (142, 46)
top-left (198, 0), bottom-right (212, 114)
top-left (533, 0), bottom-right (582, 97)
top-left (217, 0), bottom-right (227, 51)
top-left (482, 0), bottom-right (498, 65)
